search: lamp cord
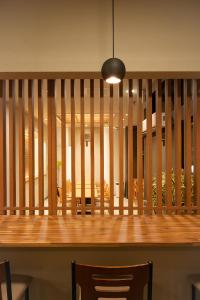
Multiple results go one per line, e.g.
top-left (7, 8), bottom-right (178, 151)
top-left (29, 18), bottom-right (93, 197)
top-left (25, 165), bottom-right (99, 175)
top-left (112, 0), bottom-right (115, 58)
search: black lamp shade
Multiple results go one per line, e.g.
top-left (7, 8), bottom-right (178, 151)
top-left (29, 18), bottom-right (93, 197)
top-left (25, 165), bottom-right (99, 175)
top-left (101, 57), bottom-right (126, 84)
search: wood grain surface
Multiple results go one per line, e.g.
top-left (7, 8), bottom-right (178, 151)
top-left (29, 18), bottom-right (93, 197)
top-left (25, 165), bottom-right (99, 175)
top-left (0, 215), bottom-right (200, 247)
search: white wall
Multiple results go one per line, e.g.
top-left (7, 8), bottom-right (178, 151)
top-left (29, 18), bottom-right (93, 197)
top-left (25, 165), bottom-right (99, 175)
top-left (0, 0), bottom-right (200, 72)
top-left (57, 127), bottom-right (112, 185)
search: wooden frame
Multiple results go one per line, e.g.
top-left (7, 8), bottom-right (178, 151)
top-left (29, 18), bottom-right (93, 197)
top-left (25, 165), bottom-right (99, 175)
top-left (0, 76), bottom-right (198, 216)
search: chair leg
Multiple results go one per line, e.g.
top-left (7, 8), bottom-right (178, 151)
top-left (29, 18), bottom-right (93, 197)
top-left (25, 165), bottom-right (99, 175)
top-left (24, 287), bottom-right (29, 300)
top-left (192, 284), bottom-right (196, 300)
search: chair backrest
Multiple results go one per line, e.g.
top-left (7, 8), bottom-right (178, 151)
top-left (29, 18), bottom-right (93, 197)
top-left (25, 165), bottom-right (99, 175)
top-left (71, 261), bottom-right (153, 300)
top-left (0, 260), bottom-right (12, 300)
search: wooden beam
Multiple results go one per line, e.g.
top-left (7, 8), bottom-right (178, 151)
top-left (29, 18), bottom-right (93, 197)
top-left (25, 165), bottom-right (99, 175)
top-left (71, 80), bottom-right (76, 215)
top-left (38, 80), bottom-right (46, 215)
top-left (100, 80), bottom-right (104, 215)
top-left (146, 80), bottom-right (152, 214)
top-left (90, 80), bottom-right (95, 215)
top-left (184, 80), bottom-right (192, 212)
top-left (29, 80), bottom-right (36, 215)
top-left (156, 80), bottom-right (162, 214)
top-left (18, 80), bottom-right (25, 215)
top-left (52, 80), bottom-right (58, 215)
top-left (109, 85), bottom-right (114, 215)
top-left (119, 83), bottom-right (124, 215)
top-left (137, 80), bottom-right (143, 215)
top-left (165, 80), bottom-right (172, 213)
top-left (9, 80), bottom-right (16, 215)
top-left (47, 80), bottom-right (53, 215)
top-left (1, 71), bottom-right (200, 80)
top-left (193, 80), bottom-right (200, 213)
top-left (127, 80), bottom-right (133, 215)
top-left (174, 80), bottom-right (182, 212)
top-left (80, 80), bottom-right (85, 215)
top-left (61, 80), bottom-right (67, 215)
top-left (0, 81), bottom-right (7, 215)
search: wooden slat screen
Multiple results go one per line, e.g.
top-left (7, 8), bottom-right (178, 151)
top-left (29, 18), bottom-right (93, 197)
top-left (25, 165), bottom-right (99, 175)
top-left (174, 80), bottom-right (182, 213)
top-left (29, 80), bottom-right (36, 215)
top-left (0, 78), bottom-right (199, 215)
top-left (146, 80), bottom-right (153, 214)
top-left (184, 80), bottom-right (192, 212)
top-left (61, 80), bottom-right (67, 215)
top-left (193, 80), bottom-right (200, 213)
top-left (127, 79), bottom-right (133, 215)
top-left (80, 79), bottom-right (85, 215)
top-left (9, 80), bottom-right (16, 215)
top-left (38, 80), bottom-right (45, 215)
top-left (109, 85), bottom-right (114, 214)
top-left (156, 80), bottom-right (162, 214)
top-left (90, 79), bottom-right (95, 215)
top-left (165, 80), bottom-right (173, 213)
top-left (0, 80), bottom-right (7, 215)
top-left (19, 80), bottom-right (25, 215)
top-left (137, 79), bottom-right (143, 215)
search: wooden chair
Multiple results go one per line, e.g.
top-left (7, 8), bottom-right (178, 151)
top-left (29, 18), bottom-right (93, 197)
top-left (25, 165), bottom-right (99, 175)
top-left (71, 261), bottom-right (153, 300)
top-left (0, 260), bottom-right (32, 300)
top-left (189, 275), bottom-right (200, 300)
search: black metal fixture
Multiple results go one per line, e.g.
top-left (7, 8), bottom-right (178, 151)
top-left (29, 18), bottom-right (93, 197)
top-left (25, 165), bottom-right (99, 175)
top-left (101, 0), bottom-right (126, 84)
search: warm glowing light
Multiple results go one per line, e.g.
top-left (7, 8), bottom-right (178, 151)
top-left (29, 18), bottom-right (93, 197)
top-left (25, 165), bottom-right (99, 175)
top-left (106, 76), bottom-right (121, 84)
top-left (132, 89), bottom-right (136, 94)
top-left (125, 89), bottom-right (137, 94)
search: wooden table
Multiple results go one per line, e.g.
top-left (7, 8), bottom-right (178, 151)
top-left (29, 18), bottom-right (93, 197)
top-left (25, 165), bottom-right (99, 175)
top-left (0, 215), bottom-right (200, 247)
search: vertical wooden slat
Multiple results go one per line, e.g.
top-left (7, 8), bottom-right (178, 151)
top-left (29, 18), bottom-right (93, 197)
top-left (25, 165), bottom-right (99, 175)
top-left (9, 80), bottom-right (16, 215)
top-left (193, 80), bottom-right (200, 213)
top-left (174, 80), bottom-right (182, 212)
top-left (119, 83), bottom-right (124, 215)
top-left (94, 80), bottom-right (102, 213)
top-left (29, 80), bottom-right (35, 215)
top-left (109, 85), bottom-right (114, 215)
top-left (127, 80), bottom-right (133, 215)
top-left (156, 80), bottom-right (162, 214)
top-left (61, 80), bottom-right (67, 215)
top-left (90, 80), bottom-right (95, 215)
top-left (71, 80), bottom-right (76, 215)
top-left (23, 80), bottom-right (29, 212)
top-left (65, 80), bottom-right (71, 211)
top-left (146, 80), bottom-right (152, 214)
top-left (80, 80), bottom-right (85, 215)
top-left (165, 80), bottom-right (172, 212)
top-left (137, 80), bottom-right (143, 215)
top-left (0, 80), bottom-right (7, 214)
top-left (184, 80), bottom-right (192, 212)
top-left (47, 80), bottom-right (52, 215)
top-left (39, 80), bottom-right (45, 215)
top-left (100, 80), bottom-right (104, 215)
top-left (52, 80), bottom-right (58, 215)
top-left (19, 81), bottom-right (25, 215)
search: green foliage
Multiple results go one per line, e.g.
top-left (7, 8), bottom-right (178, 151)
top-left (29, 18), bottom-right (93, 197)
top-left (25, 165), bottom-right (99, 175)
top-left (152, 169), bottom-right (194, 206)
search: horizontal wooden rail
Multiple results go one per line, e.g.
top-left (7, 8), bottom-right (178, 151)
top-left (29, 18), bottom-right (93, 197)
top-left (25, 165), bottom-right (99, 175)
top-left (0, 72), bottom-right (200, 79)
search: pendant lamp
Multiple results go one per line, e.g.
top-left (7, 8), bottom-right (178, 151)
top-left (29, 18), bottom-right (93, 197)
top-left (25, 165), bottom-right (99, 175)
top-left (101, 0), bottom-right (126, 84)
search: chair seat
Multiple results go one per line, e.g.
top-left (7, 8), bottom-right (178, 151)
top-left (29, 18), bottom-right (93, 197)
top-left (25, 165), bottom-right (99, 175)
top-left (1, 274), bottom-right (32, 300)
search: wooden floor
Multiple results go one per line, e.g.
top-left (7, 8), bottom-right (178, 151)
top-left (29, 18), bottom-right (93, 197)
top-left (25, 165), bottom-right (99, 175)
top-left (0, 215), bottom-right (200, 247)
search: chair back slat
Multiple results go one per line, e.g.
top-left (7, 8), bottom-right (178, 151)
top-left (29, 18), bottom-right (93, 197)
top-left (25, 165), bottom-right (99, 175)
top-left (72, 261), bottom-right (153, 300)
top-left (0, 261), bottom-right (12, 300)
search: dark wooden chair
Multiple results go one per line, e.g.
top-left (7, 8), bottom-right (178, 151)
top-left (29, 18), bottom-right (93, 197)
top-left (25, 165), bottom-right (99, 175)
top-left (0, 260), bottom-right (32, 300)
top-left (71, 261), bottom-right (153, 300)
top-left (189, 275), bottom-right (200, 300)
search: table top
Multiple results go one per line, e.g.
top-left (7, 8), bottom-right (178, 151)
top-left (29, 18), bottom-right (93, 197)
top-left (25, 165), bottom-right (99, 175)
top-left (0, 215), bottom-right (200, 247)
